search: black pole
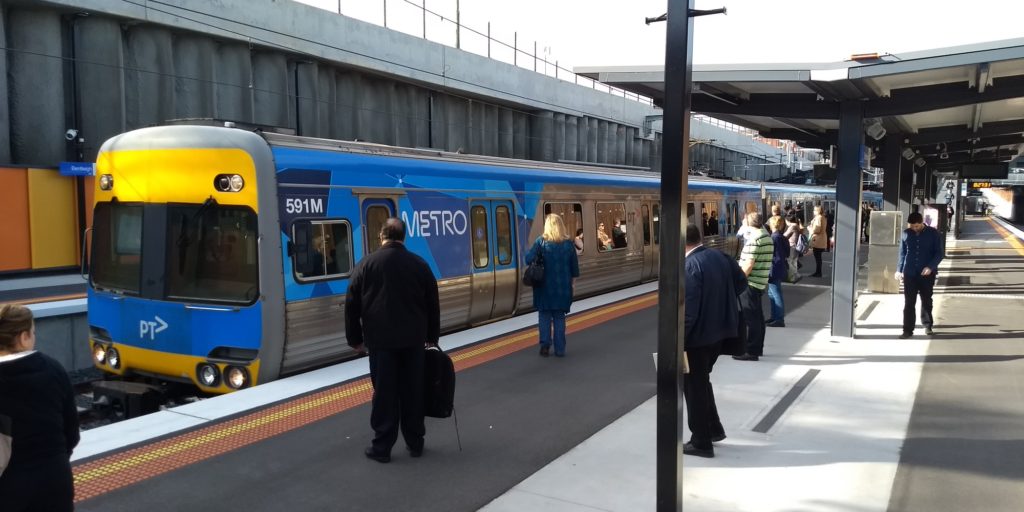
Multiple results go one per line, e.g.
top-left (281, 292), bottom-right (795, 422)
top-left (656, 0), bottom-right (693, 510)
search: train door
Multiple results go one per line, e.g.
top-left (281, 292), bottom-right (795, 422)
top-left (361, 199), bottom-right (395, 254)
top-left (467, 200), bottom-right (518, 323)
top-left (650, 202), bottom-right (661, 277)
top-left (640, 203), bottom-right (655, 279)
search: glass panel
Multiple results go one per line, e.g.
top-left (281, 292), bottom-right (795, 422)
top-left (652, 204), bottom-right (660, 245)
top-left (166, 205), bottom-right (259, 303)
top-left (471, 205), bottom-right (489, 268)
top-left (91, 202), bottom-right (143, 294)
top-left (544, 202), bottom-right (583, 242)
top-left (495, 205), bottom-right (513, 265)
top-left (294, 221), bottom-right (352, 280)
top-left (596, 202), bottom-right (627, 251)
top-left (642, 205), bottom-right (651, 246)
top-left (364, 205), bottom-right (390, 254)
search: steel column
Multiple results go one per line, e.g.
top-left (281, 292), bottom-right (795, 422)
top-left (899, 158), bottom-right (914, 218)
top-left (656, 0), bottom-right (692, 510)
top-left (882, 140), bottom-right (901, 211)
top-left (831, 101), bottom-right (863, 338)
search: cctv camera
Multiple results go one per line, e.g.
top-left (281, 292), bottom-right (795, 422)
top-left (65, 129), bottom-right (79, 141)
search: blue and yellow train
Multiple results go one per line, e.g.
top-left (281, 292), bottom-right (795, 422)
top-left (87, 124), bottom-right (880, 393)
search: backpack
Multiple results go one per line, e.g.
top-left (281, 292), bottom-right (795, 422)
top-left (795, 233), bottom-right (808, 254)
top-left (423, 346), bottom-right (455, 418)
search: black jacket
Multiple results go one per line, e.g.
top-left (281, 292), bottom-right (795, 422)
top-left (0, 351), bottom-right (80, 472)
top-left (345, 242), bottom-right (441, 350)
top-left (684, 246), bottom-right (748, 348)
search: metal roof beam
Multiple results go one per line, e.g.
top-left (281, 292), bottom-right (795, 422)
top-left (907, 119), bottom-right (1024, 146)
top-left (692, 93), bottom-right (839, 119)
top-left (865, 75), bottom-right (1024, 117)
top-left (917, 134), bottom-right (1024, 155)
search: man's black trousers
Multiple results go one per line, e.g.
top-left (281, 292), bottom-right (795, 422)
top-left (902, 274), bottom-right (935, 334)
top-left (368, 346), bottom-right (425, 455)
top-left (683, 341), bottom-right (725, 450)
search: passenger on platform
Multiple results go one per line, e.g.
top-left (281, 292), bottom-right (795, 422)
top-left (894, 212), bottom-right (943, 339)
top-left (708, 211), bottom-right (719, 235)
top-left (596, 223), bottom-right (614, 251)
top-left (734, 216), bottom-right (757, 259)
top-left (769, 203), bottom-right (782, 228)
top-left (345, 218), bottom-right (440, 463)
top-left (765, 216), bottom-right (791, 327)
top-left (612, 219), bottom-right (628, 249)
top-left (784, 214), bottom-right (806, 276)
top-left (682, 224), bottom-right (747, 458)
top-left (808, 205), bottom-right (828, 277)
top-left (574, 229), bottom-right (585, 255)
top-left (526, 214), bottom-right (580, 357)
top-left (825, 207), bottom-right (836, 252)
top-left (0, 304), bottom-right (80, 512)
top-left (733, 212), bottom-right (773, 362)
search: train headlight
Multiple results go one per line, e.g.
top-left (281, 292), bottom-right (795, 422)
top-left (197, 363), bottom-right (221, 387)
top-left (93, 344), bottom-right (107, 365)
top-left (228, 174), bottom-right (245, 192)
top-left (99, 174), bottom-right (114, 191)
top-left (214, 174), bottom-right (245, 193)
top-left (106, 347), bottom-right (121, 370)
top-left (225, 366), bottom-right (250, 390)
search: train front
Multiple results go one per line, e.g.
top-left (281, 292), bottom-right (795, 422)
top-left (87, 125), bottom-right (283, 393)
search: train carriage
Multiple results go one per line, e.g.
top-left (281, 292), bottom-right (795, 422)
top-left (87, 124), bottom-right (862, 393)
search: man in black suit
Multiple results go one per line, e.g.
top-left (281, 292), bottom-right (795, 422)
top-left (682, 223), bottom-right (748, 458)
top-left (346, 218), bottom-right (441, 463)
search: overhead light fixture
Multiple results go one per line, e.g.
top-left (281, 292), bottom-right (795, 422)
top-left (902, 148), bottom-right (916, 160)
top-left (915, 157), bottom-right (926, 167)
top-left (864, 119), bottom-right (886, 141)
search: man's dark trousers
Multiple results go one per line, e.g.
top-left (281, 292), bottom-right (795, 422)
top-left (739, 287), bottom-right (766, 356)
top-left (683, 341), bottom-right (725, 449)
top-left (902, 274), bottom-right (935, 334)
top-left (368, 346), bottom-right (425, 455)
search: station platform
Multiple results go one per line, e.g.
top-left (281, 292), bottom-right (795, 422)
top-left (68, 216), bottom-right (1024, 512)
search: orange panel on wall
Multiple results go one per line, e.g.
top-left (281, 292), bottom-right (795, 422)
top-left (0, 168), bottom-right (32, 272)
top-left (27, 168), bottom-right (79, 269)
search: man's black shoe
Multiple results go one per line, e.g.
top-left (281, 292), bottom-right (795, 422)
top-left (539, 345), bottom-right (551, 357)
top-left (732, 353), bottom-right (759, 361)
top-left (364, 447), bottom-right (390, 463)
top-left (810, 273), bottom-right (822, 278)
top-left (767, 322), bottom-right (786, 328)
top-left (925, 327), bottom-right (934, 335)
top-left (407, 446), bottom-right (423, 458)
top-left (683, 442), bottom-right (714, 458)
top-left (711, 434), bottom-right (727, 443)
top-left (899, 332), bottom-right (912, 339)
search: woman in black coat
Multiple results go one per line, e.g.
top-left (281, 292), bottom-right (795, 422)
top-left (0, 304), bottom-right (80, 512)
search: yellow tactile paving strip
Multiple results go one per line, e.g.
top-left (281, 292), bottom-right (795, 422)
top-left (987, 219), bottom-right (1024, 256)
top-left (73, 291), bottom-right (658, 503)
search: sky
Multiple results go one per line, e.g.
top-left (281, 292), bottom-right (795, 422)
top-left (293, 0), bottom-right (1024, 69)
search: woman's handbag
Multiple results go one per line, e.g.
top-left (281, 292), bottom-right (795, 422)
top-left (522, 243), bottom-right (545, 287)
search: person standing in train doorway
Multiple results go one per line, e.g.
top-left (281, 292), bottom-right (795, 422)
top-left (682, 224), bottom-right (748, 458)
top-left (894, 212), bottom-right (943, 339)
top-left (0, 304), bottom-right (80, 512)
top-left (734, 212), bottom-right (773, 361)
top-left (525, 214), bottom-right (580, 357)
top-left (345, 218), bottom-right (441, 463)
top-left (808, 205), bottom-right (828, 277)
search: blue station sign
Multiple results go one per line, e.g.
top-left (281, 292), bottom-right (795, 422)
top-left (59, 161), bottom-right (95, 176)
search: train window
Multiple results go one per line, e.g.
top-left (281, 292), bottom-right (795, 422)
top-left (652, 203), bottom-right (660, 245)
top-left (91, 202), bottom-right (143, 294)
top-left (686, 203), bottom-right (698, 231)
top-left (703, 203), bottom-right (719, 235)
top-left (495, 205), bottom-right (513, 265)
top-left (641, 205), bottom-right (651, 246)
top-left (165, 205), bottom-right (259, 304)
top-left (364, 205), bottom-right (391, 254)
top-left (544, 203), bottom-right (583, 244)
top-left (596, 202), bottom-right (627, 251)
top-left (292, 220), bottom-right (352, 282)
top-left (471, 205), bottom-right (489, 268)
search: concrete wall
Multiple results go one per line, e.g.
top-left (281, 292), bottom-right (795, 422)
top-left (0, 0), bottom-right (660, 168)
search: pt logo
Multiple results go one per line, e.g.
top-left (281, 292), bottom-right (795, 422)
top-left (140, 316), bottom-right (169, 340)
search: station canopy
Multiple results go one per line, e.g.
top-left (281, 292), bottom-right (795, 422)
top-left (577, 38), bottom-right (1024, 171)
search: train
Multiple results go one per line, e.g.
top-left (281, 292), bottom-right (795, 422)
top-left (984, 185), bottom-right (1024, 223)
top-left (86, 123), bottom-right (881, 393)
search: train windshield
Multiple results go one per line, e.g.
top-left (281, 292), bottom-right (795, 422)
top-left (90, 201), bottom-right (259, 304)
top-left (92, 202), bottom-right (143, 294)
top-left (166, 204), bottom-right (259, 304)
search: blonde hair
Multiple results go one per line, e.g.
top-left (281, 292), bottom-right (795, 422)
top-left (768, 216), bottom-right (785, 233)
top-left (541, 213), bottom-right (568, 241)
top-left (0, 304), bottom-right (34, 352)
